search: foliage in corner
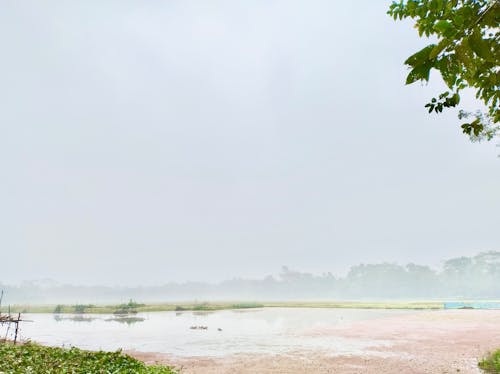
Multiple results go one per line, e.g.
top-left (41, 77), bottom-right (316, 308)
top-left (0, 342), bottom-right (176, 374)
top-left (388, 0), bottom-right (500, 141)
top-left (479, 349), bottom-right (500, 372)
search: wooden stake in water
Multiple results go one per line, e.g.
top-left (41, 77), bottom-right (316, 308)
top-left (13, 313), bottom-right (21, 344)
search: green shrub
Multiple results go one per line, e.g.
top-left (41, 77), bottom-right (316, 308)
top-left (73, 304), bottom-right (94, 314)
top-left (114, 299), bottom-right (145, 315)
top-left (479, 350), bottom-right (500, 373)
top-left (0, 342), bottom-right (175, 374)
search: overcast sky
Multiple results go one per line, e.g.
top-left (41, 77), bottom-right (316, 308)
top-left (1, 0), bottom-right (499, 286)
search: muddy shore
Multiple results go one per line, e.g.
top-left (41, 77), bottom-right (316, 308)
top-left (129, 310), bottom-right (500, 374)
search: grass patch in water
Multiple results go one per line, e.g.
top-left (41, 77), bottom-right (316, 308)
top-left (0, 342), bottom-right (175, 374)
top-left (231, 303), bottom-right (264, 309)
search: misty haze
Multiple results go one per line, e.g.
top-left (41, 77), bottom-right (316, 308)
top-left (1, 1), bottom-right (499, 373)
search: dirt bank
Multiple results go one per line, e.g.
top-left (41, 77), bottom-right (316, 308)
top-left (128, 310), bottom-right (500, 374)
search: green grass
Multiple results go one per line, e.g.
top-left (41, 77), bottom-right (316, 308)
top-left (0, 342), bottom-right (176, 374)
top-left (231, 303), bottom-right (265, 309)
top-left (479, 350), bottom-right (500, 373)
top-left (1, 300), bottom-right (443, 314)
top-left (262, 301), bottom-right (443, 310)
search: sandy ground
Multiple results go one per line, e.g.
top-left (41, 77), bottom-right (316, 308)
top-left (128, 310), bottom-right (500, 374)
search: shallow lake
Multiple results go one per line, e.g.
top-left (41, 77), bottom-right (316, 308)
top-left (22, 308), bottom-right (418, 357)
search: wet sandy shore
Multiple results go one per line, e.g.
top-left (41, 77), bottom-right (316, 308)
top-left (129, 310), bottom-right (500, 374)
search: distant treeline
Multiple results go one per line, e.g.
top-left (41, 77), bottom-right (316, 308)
top-left (1, 251), bottom-right (499, 304)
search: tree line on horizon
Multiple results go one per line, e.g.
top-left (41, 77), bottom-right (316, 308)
top-left (1, 251), bottom-right (499, 304)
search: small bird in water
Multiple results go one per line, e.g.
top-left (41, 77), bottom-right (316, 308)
top-left (217, 328), bottom-right (222, 331)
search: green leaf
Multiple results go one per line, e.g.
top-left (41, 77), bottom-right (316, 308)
top-left (468, 29), bottom-right (493, 61)
top-left (429, 39), bottom-right (451, 59)
top-left (406, 62), bottom-right (433, 84)
top-left (455, 40), bottom-right (473, 68)
top-left (433, 20), bottom-right (453, 35)
top-left (404, 44), bottom-right (437, 67)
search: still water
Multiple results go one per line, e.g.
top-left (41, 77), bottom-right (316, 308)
top-left (22, 308), bottom-right (416, 357)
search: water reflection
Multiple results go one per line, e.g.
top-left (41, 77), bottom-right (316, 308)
top-left (105, 317), bottom-right (145, 325)
top-left (192, 311), bottom-right (213, 316)
top-left (53, 314), bottom-right (145, 325)
top-left (53, 314), bottom-right (97, 323)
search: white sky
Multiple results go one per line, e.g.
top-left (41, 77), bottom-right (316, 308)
top-left (1, 0), bottom-right (499, 286)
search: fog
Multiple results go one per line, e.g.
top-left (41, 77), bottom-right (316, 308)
top-left (1, 251), bottom-right (500, 305)
top-left (1, 1), bottom-right (499, 287)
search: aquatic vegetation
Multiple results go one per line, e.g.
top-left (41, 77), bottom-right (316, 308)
top-left (5, 300), bottom-right (445, 314)
top-left (0, 342), bottom-right (175, 374)
top-left (231, 303), bottom-right (264, 309)
top-left (479, 349), bottom-right (500, 373)
top-left (113, 299), bottom-right (145, 315)
top-left (73, 304), bottom-right (95, 314)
